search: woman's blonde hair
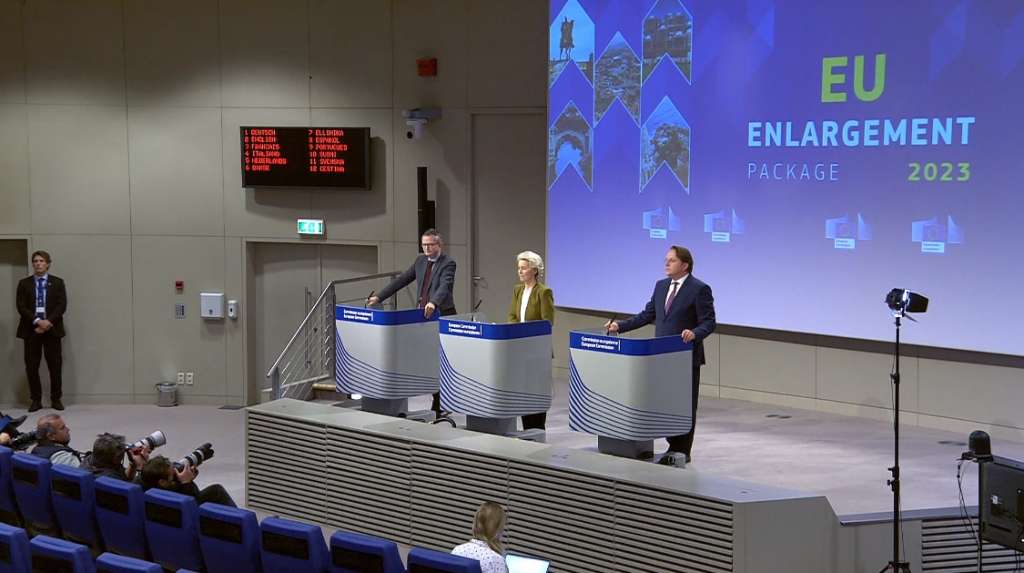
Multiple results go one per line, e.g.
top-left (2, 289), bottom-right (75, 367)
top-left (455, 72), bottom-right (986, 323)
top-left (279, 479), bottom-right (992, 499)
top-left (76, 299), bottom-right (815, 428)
top-left (516, 250), bottom-right (545, 281)
top-left (472, 501), bottom-right (506, 554)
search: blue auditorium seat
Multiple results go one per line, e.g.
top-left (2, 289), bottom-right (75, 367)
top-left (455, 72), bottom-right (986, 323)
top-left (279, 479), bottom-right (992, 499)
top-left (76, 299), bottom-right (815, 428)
top-left (259, 516), bottom-right (329, 573)
top-left (329, 530), bottom-right (406, 573)
top-left (142, 489), bottom-right (203, 572)
top-left (406, 548), bottom-right (483, 573)
top-left (197, 503), bottom-right (261, 572)
top-left (29, 535), bottom-right (95, 573)
top-left (51, 464), bottom-right (103, 549)
top-left (94, 477), bottom-right (148, 560)
top-left (95, 553), bottom-right (161, 573)
top-left (0, 448), bottom-right (20, 526)
top-left (10, 455), bottom-right (58, 535)
top-left (0, 522), bottom-right (30, 573)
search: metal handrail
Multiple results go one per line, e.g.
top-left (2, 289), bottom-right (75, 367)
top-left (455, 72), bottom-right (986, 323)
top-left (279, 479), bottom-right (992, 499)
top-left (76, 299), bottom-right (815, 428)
top-left (265, 271), bottom-right (402, 378)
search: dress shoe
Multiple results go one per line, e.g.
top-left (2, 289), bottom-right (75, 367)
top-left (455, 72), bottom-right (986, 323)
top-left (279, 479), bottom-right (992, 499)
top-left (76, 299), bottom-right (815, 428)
top-left (28, 401), bottom-right (42, 413)
top-left (657, 450), bottom-right (690, 468)
top-left (8, 415), bottom-right (26, 429)
top-left (51, 399), bottom-right (64, 411)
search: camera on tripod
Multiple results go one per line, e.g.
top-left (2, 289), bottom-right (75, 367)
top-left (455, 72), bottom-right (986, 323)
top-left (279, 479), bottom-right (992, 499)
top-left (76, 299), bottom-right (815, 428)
top-left (173, 443), bottom-right (214, 470)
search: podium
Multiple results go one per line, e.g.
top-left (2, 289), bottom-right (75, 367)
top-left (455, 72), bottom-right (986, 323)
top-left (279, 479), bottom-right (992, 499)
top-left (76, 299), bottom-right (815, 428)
top-left (568, 329), bottom-right (693, 459)
top-left (335, 305), bottom-right (439, 417)
top-left (438, 314), bottom-right (552, 437)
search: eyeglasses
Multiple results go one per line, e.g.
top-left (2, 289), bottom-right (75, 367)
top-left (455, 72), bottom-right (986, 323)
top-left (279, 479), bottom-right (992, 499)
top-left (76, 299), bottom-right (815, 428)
top-left (421, 242), bottom-right (439, 247)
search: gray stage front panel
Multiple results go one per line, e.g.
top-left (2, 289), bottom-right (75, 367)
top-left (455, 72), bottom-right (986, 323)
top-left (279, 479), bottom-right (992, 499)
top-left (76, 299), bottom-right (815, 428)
top-left (615, 483), bottom-right (734, 573)
top-left (411, 444), bottom-right (510, 551)
top-left (326, 427), bottom-right (411, 543)
top-left (246, 412), bottom-right (327, 523)
top-left (507, 461), bottom-right (617, 573)
top-left (921, 516), bottom-right (1021, 572)
top-left (246, 400), bottom-right (839, 572)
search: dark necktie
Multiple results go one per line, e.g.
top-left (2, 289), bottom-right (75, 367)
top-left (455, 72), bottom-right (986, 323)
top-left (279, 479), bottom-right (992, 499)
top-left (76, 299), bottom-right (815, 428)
top-left (664, 281), bottom-right (679, 314)
top-left (418, 261), bottom-right (435, 308)
top-left (36, 278), bottom-right (45, 319)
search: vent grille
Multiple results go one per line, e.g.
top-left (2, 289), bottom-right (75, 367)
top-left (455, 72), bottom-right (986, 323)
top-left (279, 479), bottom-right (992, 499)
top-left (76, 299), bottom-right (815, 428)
top-left (507, 462), bottom-right (617, 573)
top-left (246, 413), bottom-right (326, 523)
top-left (411, 444), bottom-right (509, 551)
top-left (326, 427), bottom-right (411, 543)
top-left (247, 409), bottom-right (739, 573)
top-left (615, 483), bottom-right (733, 572)
top-left (922, 516), bottom-right (1022, 572)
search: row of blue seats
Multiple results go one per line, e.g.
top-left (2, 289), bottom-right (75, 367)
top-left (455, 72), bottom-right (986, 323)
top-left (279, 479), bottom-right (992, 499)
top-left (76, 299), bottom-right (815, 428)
top-left (0, 446), bottom-right (484, 572)
top-left (0, 519), bottom-right (485, 573)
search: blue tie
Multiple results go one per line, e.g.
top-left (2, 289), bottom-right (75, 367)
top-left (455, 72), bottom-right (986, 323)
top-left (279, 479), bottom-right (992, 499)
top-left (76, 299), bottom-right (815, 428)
top-left (36, 278), bottom-right (45, 319)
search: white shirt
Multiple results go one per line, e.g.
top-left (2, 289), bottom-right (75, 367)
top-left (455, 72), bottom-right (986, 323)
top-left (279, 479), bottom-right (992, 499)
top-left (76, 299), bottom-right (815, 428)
top-left (519, 285), bottom-right (533, 323)
top-left (452, 539), bottom-right (508, 573)
top-left (665, 274), bottom-right (688, 310)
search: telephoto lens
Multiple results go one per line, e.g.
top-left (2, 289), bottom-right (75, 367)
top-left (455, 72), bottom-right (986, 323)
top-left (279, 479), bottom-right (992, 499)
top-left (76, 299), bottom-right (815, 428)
top-left (131, 430), bottom-right (166, 451)
top-left (174, 443), bottom-right (214, 470)
top-left (9, 430), bottom-right (38, 451)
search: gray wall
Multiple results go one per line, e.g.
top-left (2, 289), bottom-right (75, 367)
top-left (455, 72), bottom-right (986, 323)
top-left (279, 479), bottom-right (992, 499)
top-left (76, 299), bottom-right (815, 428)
top-left (1, 0), bottom-right (1020, 441)
top-left (0, 0), bottom-right (545, 405)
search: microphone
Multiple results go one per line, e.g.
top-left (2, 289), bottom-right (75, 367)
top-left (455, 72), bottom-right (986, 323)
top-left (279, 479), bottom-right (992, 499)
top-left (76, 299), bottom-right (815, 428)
top-left (471, 299), bottom-right (483, 322)
top-left (365, 290), bottom-right (375, 308)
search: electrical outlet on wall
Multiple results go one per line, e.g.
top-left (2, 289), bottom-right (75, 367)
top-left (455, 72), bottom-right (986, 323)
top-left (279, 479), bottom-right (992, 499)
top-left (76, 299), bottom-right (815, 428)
top-left (186, 372), bottom-right (194, 386)
top-left (177, 372), bottom-right (185, 385)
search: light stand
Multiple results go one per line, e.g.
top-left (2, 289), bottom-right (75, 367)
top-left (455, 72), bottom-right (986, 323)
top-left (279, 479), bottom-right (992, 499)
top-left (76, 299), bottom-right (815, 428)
top-left (880, 288), bottom-right (928, 573)
top-left (880, 311), bottom-right (911, 573)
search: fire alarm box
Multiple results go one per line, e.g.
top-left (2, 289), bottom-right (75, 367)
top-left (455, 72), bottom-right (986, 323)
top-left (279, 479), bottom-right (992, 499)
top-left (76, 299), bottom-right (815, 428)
top-left (417, 58), bottom-right (438, 77)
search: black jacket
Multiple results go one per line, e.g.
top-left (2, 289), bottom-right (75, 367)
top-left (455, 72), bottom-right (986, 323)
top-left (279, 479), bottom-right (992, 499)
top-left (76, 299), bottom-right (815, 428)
top-left (16, 275), bottom-right (67, 339)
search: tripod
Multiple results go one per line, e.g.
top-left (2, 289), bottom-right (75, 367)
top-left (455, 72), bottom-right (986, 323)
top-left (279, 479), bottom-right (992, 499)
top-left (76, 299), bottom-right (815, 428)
top-left (880, 313), bottom-right (912, 573)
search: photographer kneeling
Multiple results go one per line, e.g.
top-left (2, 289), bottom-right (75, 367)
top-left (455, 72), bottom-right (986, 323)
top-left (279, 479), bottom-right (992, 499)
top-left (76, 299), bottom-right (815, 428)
top-left (141, 445), bottom-right (235, 508)
top-left (83, 433), bottom-right (148, 482)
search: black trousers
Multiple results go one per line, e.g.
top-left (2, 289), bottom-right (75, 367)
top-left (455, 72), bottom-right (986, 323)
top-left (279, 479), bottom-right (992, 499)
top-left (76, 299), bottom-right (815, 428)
top-left (666, 364), bottom-right (701, 456)
top-left (197, 484), bottom-right (237, 508)
top-left (24, 331), bottom-right (62, 402)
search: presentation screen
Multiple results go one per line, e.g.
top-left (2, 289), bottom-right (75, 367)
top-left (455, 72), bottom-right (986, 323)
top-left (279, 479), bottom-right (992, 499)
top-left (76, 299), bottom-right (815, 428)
top-left (546, 0), bottom-right (1024, 355)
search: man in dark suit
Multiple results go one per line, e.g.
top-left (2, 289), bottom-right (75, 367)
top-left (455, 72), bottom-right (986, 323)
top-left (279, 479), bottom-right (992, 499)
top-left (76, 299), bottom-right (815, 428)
top-left (16, 250), bottom-right (68, 412)
top-left (367, 228), bottom-right (456, 414)
top-left (605, 245), bottom-right (715, 467)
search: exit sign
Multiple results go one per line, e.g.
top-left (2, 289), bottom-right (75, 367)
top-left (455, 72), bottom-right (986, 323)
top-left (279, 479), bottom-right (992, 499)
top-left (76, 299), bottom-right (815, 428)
top-left (297, 219), bottom-right (325, 235)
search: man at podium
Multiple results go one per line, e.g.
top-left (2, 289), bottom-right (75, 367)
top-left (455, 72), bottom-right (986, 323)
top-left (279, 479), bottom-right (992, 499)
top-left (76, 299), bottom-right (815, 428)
top-left (506, 250), bottom-right (554, 431)
top-left (604, 246), bottom-right (715, 467)
top-left (368, 228), bottom-right (457, 415)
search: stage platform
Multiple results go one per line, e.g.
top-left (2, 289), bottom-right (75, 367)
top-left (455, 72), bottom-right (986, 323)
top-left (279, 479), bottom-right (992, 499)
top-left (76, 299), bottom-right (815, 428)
top-left (245, 377), bottom-right (1024, 572)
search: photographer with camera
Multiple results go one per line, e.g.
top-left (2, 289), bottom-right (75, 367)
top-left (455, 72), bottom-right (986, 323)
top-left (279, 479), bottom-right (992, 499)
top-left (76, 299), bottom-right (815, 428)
top-left (82, 433), bottom-right (150, 482)
top-left (29, 414), bottom-right (84, 467)
top-left (0, 412), bottom-right (27, 446)
top-left (140, 444), bottom-right (235, 507)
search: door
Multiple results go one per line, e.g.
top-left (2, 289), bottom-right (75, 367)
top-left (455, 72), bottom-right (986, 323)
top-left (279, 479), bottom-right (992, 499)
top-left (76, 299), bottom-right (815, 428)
top-left (245, 242), bottom-right (378, 403)
top-left (471, 113), bottom-right (547, 322)
top-left (0, 240), bottom-right (28, 404)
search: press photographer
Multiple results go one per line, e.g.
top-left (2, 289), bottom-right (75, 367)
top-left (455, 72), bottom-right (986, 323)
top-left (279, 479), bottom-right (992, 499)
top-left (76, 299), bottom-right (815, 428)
top-left (141, 443), bottom-right (235, 507)
top-left (82, 433), bottom-right (151, 482)
top-left (29, 414), bottom-right (83, 467)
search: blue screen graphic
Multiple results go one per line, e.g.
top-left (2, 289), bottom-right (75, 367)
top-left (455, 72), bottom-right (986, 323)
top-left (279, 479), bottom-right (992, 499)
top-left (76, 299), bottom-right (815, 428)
top-left (547, 0), bottom-right (1024, 355)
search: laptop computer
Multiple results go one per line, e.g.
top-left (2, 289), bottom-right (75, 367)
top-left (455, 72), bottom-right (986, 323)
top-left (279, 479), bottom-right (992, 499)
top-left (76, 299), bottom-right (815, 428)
top-left (506, 554), bottom-right (550, 573)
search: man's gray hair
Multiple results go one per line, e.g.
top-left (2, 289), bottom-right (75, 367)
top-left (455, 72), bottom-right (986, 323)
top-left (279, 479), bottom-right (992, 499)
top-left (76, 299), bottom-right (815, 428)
top-left (422, 228), bottom-right (443, 243)
top-left (36, 414), bottom-right (62, 440)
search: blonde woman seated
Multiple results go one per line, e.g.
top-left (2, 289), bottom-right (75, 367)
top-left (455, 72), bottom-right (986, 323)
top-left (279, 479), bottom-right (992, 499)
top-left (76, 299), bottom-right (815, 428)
top-left (506, 251), bottom-right (554, 431)
top-left (452, 502), bottom-right (509, 573)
